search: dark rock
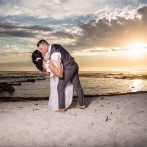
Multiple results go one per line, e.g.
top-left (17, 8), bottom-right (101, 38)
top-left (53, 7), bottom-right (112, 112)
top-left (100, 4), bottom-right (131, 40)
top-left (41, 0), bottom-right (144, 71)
top-left (26, 79), bottom-right (36, 82)
top-left (11, 82), bottom-right (21, 86)
top-left (17, 79), bottom-right (36, 83)
top-left (0, 82), bottom-right (15, 93)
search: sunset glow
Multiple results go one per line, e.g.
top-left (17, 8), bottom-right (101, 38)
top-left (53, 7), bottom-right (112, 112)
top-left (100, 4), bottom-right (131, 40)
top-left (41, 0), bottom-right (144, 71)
top-left (128, 41), bottom-right (145, 56)
top-left (1, 1), bottom-right (147, 71)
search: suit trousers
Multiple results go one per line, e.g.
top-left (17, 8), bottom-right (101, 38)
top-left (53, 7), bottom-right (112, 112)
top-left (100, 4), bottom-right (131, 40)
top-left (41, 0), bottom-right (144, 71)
top-left (57, 63), bottom-right (85, 109)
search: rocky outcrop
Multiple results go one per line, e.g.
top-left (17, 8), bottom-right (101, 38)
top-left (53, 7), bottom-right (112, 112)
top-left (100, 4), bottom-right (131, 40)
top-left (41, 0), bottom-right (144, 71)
top-left (0, 82), bottom-right (15, 93)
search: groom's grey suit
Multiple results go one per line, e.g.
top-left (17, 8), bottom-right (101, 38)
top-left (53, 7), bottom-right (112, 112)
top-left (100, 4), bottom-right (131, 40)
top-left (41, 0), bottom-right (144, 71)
top-left (50, 44), bottom-right (85, 109)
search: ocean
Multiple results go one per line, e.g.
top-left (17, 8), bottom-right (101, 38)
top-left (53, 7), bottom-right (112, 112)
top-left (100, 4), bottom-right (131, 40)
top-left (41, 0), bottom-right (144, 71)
top-left (0, 71), bottom-right (147, 101)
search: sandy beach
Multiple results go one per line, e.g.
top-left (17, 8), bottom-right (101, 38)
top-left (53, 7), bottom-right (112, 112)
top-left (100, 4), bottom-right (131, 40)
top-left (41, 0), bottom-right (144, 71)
top-left (0, 93), bottom-right (147, 147)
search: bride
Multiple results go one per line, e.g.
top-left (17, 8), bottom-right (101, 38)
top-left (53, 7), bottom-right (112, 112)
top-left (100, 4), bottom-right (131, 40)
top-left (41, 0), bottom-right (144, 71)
top-left (32, 50), bottom-right (73, 112)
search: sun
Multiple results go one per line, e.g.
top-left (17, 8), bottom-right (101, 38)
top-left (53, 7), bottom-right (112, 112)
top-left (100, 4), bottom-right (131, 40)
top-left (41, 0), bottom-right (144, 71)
top-left (128, 41), bottom-right (145, 56)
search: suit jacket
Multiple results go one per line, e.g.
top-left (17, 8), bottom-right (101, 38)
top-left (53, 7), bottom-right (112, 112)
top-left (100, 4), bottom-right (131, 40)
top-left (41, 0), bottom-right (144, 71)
top-left (50, 44), bottom-right (76, 70)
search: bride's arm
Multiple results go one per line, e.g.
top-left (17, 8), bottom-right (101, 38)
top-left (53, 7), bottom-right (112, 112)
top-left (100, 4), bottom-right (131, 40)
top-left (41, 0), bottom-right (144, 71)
top-left (49, 57), bottom-right (63, 78)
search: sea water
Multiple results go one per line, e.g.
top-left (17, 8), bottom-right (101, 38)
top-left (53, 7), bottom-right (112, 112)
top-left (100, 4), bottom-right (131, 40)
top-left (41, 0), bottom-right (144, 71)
top-left (0, 71), bottom-right (147, 99)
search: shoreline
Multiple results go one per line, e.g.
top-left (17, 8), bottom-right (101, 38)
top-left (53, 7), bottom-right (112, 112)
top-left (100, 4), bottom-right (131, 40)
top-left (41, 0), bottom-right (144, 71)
top-left (0, 91), bottom-right (147, 102)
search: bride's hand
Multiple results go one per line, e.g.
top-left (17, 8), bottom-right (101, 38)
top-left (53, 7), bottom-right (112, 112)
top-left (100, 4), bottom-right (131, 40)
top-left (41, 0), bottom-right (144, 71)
top-left (43, 70), bottom-right (50, 76)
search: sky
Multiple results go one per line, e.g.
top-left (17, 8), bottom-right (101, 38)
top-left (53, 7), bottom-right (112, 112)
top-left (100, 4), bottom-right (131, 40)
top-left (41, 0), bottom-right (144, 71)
top-left (1, 0), bottom-right (147, 71)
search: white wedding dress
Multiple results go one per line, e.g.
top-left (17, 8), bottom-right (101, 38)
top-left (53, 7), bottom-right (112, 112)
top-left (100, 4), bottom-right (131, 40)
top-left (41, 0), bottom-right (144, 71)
top-left (45, 53), bottom-right (73, 111)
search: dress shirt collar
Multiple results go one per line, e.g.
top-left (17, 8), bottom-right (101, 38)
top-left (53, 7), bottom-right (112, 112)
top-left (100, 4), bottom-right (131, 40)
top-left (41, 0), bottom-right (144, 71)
top-left (48, 44), bottom-right (52, 53)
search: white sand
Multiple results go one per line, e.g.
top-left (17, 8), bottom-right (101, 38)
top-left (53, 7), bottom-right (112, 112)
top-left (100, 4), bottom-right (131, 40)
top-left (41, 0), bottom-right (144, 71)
top-left (0, 93), bottom-right (147, 147)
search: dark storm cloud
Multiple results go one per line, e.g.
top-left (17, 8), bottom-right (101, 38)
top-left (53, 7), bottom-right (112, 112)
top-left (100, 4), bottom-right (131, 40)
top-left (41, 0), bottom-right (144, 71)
top-left (0, 22), bottom-right (53, 38)
top-left (23, 25), bottom-right (53, 31)
top-left (0, 22), bottom-right (53, 31)
top-left (73, 6), bottom-right (147, 50)
top-left (137, 6), bottom-right (147, 23)
top-left (0, 30), bottom-right (35, 38)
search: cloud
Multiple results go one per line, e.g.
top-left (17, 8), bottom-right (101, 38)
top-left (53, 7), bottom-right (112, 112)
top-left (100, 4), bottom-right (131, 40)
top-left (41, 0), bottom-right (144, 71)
top-left (51, 31), bottom-right (74, 39)
top-left (0, 22), bottom-right (53, 32)
top-left (0, 0), bottom-right (146, 23)
top-left (1, 1), bottom-right (147, 51)
top-left (54, 0), bottom-right (68, 5)
top-left (72, 5), bottom-right (147, 50)
top-left (1, 1), bottom-right (147, 71)
top-left (137, 6), bottom-right (147, 23)
top-left (1, 30), bottom-right (36, 38)
top-left (0, 22), bottom-right (53, 38)
top-left (1, 0), bottom-right (142, 19)
top-left (70, 46), bottom-right (131, 57)
top-left (140, 0), bottom-right (147, 4)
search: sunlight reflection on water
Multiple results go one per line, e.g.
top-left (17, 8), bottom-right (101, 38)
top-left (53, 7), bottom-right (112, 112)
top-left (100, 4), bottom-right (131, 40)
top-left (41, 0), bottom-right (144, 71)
top-left (1, 71), bottom-right (147, 98)
top-left (131, 79), bottom-right (143, 92)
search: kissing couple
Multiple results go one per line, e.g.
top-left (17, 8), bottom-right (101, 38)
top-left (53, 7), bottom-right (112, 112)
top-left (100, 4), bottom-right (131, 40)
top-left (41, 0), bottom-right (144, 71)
top-left (32, 40), bottom-right (86, 113)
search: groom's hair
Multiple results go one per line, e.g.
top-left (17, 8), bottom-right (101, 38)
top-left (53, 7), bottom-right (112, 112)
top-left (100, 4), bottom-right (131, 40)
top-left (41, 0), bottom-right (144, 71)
top-left (37, 39), bottom-right (49, 47)
top-left (32, 50), bottom-right (44, 72)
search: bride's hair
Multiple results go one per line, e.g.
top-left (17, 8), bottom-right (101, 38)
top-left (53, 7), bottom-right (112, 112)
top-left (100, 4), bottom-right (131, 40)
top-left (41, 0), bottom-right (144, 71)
top-left (32, 50), bottom-right (44, 72)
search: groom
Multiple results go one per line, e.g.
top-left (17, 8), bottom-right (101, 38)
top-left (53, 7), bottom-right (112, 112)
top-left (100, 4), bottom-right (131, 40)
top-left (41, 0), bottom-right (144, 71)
top-left (37, 39), bottom-right (86, 112)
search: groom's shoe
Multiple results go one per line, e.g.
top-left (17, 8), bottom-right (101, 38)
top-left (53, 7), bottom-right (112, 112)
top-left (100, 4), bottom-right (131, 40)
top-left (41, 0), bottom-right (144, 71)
top-left (56, 109), bottom-right (65, 113)
top-left (77, 104), bottom-right (86, 109)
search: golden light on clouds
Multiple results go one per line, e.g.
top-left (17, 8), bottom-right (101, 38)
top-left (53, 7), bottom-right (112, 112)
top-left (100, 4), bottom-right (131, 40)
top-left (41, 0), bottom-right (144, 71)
top-left (1, 1), bottom-right (147, 71)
